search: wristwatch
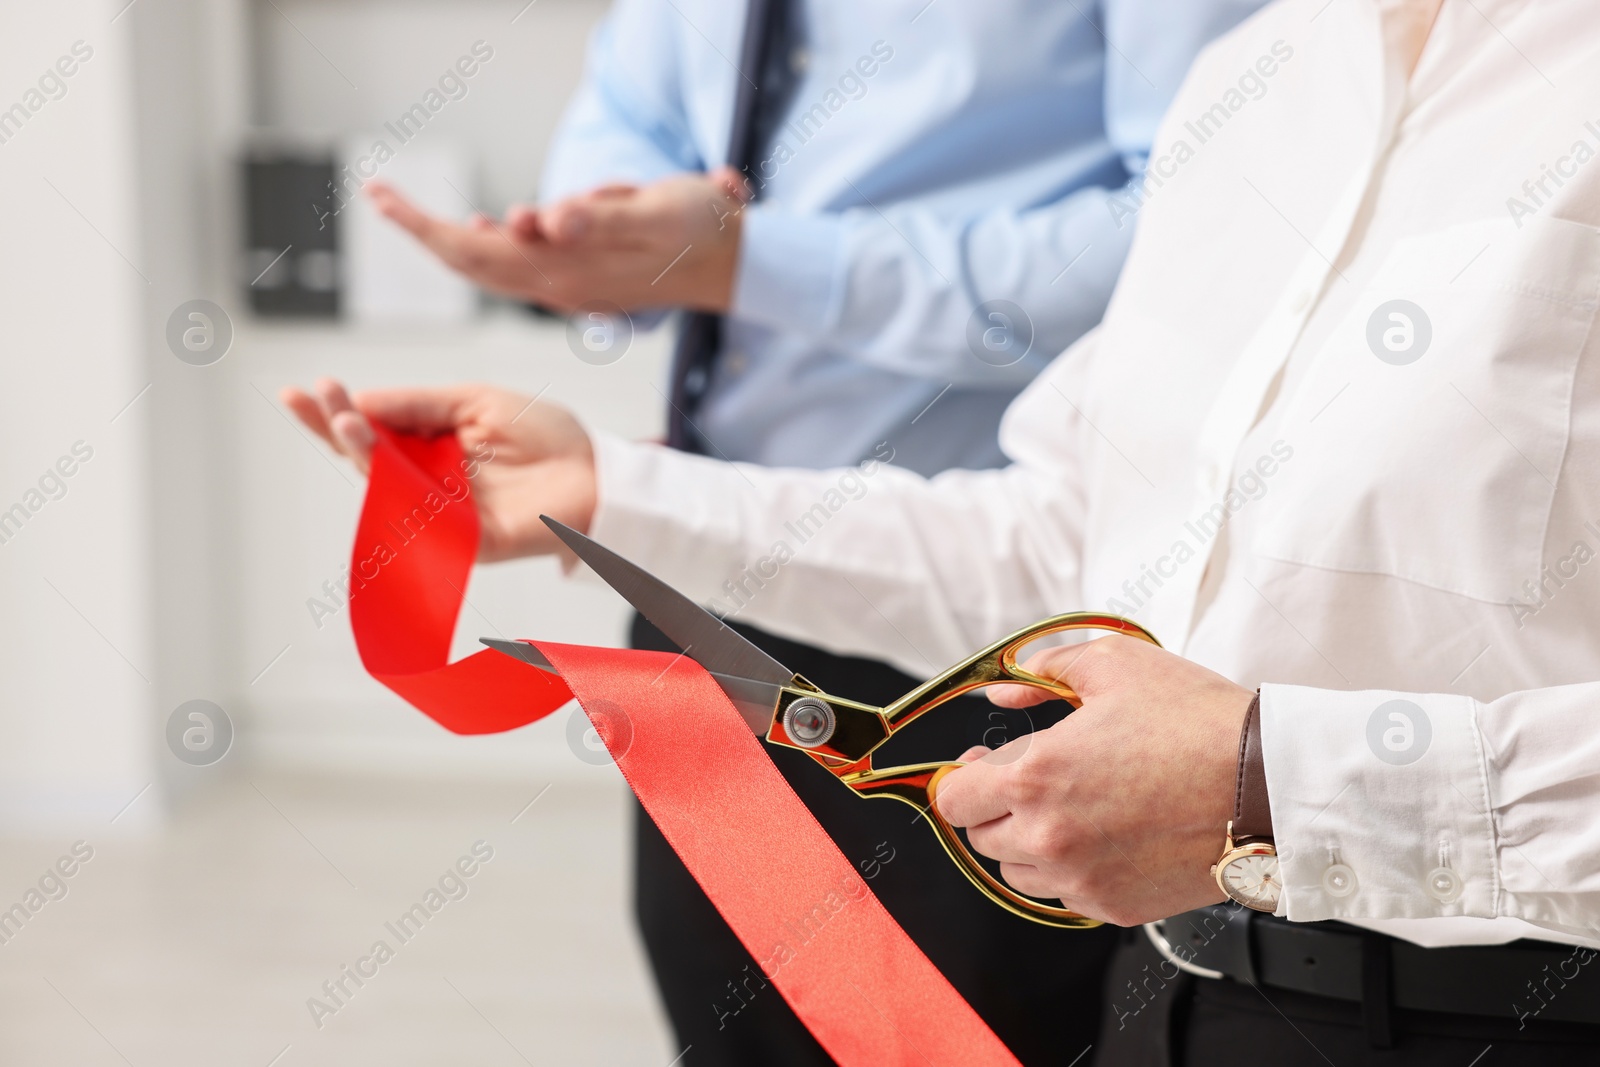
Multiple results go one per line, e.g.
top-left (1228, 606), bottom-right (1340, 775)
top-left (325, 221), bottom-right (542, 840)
top-left (1212, 691), bottom-right (1279, 912)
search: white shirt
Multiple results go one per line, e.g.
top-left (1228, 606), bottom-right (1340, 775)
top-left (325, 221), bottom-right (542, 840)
top-left (585, 0), bottom-right (1600, 950)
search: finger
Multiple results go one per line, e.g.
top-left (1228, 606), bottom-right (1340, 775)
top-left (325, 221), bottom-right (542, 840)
top-left (329, 411), bottom-right (375, 473)
top-left (280, 387), bottom-right (336, 449)
top-left (310, 379), bottom-right (375, 471)
top-left (314, 377), bottom-right (357, 420)
top-left (282, 384), bottom-right (371, 473)
top-left (1011, 639), bottom-right (1131, 705)
top-left (955, 745), bottom-right (992, 763)
top-left (351, 385), bottom-right (483, 433)
top-left (551, 187), bottom-right (656, 245)
top-left (964, 818), bottom-right (1038, 866)
top-left (542, 183), bottom-right (645, 244)
top-left (986, 682), bottom-right (1057, 709)
top-left (468, 214), bottom-right (496, 232)
top-left (367, 184), bottom-right (499, 272)
top-left (572, 198), bottom-right (660, 244)
top-left (981, 732), bottom-right (1039, 767)
top-left (997, 861), bottom-right (1062, 901)
top-left (366, 181), bottom-right (441, 242)
top-left (539, 197), bottom-right (594, 243)
top-left (930, 758), bottom-right (1012, 829)
top-left (505, 204), bottom-right (544, 242)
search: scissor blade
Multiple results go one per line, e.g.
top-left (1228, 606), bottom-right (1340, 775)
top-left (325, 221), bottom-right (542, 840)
top-left (542, 515), bottom-right (797, 686)
top-left (479, 637), bottom-right (557, 672)
top-left (479, 636), bottom-right (784, 735)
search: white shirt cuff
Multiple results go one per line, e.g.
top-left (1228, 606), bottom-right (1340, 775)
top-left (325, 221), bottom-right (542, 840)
top-left (582, 429), bottom-right (748, 589)
top-left (1260, 683), bottom-right (1497, 924)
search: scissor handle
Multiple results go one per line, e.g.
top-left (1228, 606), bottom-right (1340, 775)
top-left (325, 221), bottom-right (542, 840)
top-left (847, 611), bottom-right (1161, 928)
top-left (839, 762), bottom-right (1101, 927)
top-left (880, 611), bottom-right (1160, 733)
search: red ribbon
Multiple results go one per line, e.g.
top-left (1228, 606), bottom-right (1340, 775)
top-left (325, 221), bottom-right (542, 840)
top-left (349, 426), bottom-right (1022, 1067)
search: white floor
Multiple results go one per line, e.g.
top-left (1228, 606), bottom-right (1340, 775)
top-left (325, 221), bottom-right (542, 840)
top-left (0, 772), bottom-right (678, 1065)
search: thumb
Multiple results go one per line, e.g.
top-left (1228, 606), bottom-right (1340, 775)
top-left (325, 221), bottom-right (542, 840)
top-left (987, 639), bottom-right (1113, 709)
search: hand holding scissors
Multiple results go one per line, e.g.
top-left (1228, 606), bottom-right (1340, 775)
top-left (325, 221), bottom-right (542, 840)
top-left (487, 518), bottom-right (1173, 928)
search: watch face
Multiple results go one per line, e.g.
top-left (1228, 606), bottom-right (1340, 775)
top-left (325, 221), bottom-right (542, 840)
top-left (1221, 850), bottom-right (1281, 911)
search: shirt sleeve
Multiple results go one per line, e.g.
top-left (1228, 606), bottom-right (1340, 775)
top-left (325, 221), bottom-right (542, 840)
top-left (581, 332), bottom-right (1100, 675)
top-left (1261, 682), bottom-right (1600, 943)
top-left (731, 196), bottom-right (1136, 388)
top-left (539, 0), bottom-right (706, 201)
top-left (730, 0), bottom-right (1269, 388)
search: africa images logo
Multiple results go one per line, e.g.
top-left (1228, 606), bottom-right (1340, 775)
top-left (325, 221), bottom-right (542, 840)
top-left (1366, 699), bottom-right (1431, 766)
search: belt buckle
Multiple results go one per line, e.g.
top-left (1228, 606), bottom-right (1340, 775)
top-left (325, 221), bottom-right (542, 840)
top-left (1143, 920), bottom-right (1227, 980)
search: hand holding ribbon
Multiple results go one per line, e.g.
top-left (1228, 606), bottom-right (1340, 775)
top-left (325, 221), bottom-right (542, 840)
top-left (316, 403), bottom-right (1022, 1067)
top-left (281, 378), bottom-right (594, 561)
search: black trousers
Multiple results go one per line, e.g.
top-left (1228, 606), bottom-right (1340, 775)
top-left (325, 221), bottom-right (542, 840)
top-left (631, 614), bottom-right (1119, 1066)
top-left (1094, 927), bottom-right (1600, 1066)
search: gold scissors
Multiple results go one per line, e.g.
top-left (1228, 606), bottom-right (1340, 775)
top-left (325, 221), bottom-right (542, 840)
top-left (484, 517), bottom-right (1160, 929)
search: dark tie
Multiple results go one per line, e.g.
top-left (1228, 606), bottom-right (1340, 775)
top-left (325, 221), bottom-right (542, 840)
top-left (666, 0), bottom-right (799, 452)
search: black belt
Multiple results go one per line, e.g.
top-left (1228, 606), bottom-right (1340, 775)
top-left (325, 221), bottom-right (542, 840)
top-left (1149, 905), bottom-right (1600, 1040)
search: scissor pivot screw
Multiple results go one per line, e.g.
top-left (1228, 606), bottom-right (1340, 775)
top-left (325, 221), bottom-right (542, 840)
top-left (784, 698), bottom-right (836, 748)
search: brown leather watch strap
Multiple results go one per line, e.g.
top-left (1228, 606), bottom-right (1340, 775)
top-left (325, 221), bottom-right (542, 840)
top-left (1233, 691), bottom-right (1273, 840)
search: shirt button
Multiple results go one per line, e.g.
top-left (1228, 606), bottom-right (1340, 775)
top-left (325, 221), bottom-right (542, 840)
top-left (1322, 863), bottom-right (1358, 898)
top-left (723, 352), bottom-right (748, 376)
top-left (790, 47), bottom-right (810, 74)
top-left (1289, 286), bottom-right (1314, 314)
top-left (1426, 866), bottom-right (1463, 903)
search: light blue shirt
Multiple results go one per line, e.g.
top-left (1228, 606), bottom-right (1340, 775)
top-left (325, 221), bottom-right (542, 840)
top-left (543, 0), bottom-right (1267, 475)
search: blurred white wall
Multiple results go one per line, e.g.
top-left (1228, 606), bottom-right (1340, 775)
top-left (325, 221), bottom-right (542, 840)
top-left (0, 0), bottom-right (672, 834)
top-left (0, 4), bottom-right (679, 1059)
top-left (0, 0), bottom-right (157, 832)
top-left (254, 0), bottom-right (606, 210)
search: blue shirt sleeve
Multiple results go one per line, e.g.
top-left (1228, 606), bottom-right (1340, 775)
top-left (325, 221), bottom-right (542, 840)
top-left (730, 0), bottom-right (1267, 387)
top-left (539, 0), bottom-right (707, 201)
